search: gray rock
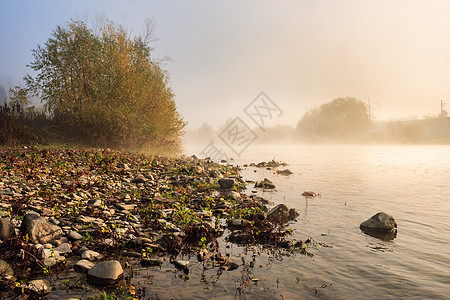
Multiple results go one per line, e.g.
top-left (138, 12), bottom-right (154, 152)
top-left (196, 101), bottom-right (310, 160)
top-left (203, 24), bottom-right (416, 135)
top-left (171, 260), bottom-right (190, 270)
top-left (267, 204), bottom-right (298, 223)
top-left (115, 227), bottom-right (127, 235)
top-left (20, 213), bottom-right (63, 244)
top-left (123, 250), bottom-right (141, 258)
top-left (53, 236), bottom-right (69, 246)
top-left (228, 219), bottom-right (249, 228)
top-left (197, 249), bottom-right (213, 262)
top-left (220, 260), bottom-right (239, 271)
top-left (40, 207), bottom-right (54, 216)
top-left (41, 248), bottom-right (56, 259)
top-left (140, 258), bottom-right (163, 267)
top-left (104, 238), bottom-right (114, 246)
top-left (81, 250), bottom-right (103, 261)
top-left (87, 260), bottom-right (124, 285)
top-left (26, 279), bottom-right (52, 294)
top-left (277, 169), bottom-right (293, 175)
top-left (87, 199), bottom-right (102, 207)
top-left (228, 191), bottom-right (241, 201)
top-left (302, 191), bottom-right (317, 197)
top-left (133, 237), bottom-right (153, 245)
top-left (77, 215), bottom-right (96, 224)
top-left (48, 218), bottom-right (60, 225)
top-left (118, 204), bottom-right (136, 211)
top-left (251, 195), bottom-right (270, 204)
top-left (74, 259), bottom-right (95, 273)
top-left (360, 212), bottom-right (397, 233)
top-left (254, 178), bottom-right (275, 189)
top-left (54, 242), bottom-right (71, 254)
top-left (131, 177), bottom-right (146, 184)
top-left (193, 165), bottom-right (203, 174)
top-left (0, 260), bottom-right (14, 281)
top-left (0, 218), bottom-right (16, 240)
top-left (68, 230), bottom-right (83, 240)
top-left (43, 255), bottom-right (65, 267)
top-left (218, 178), bottom-right (235, 189)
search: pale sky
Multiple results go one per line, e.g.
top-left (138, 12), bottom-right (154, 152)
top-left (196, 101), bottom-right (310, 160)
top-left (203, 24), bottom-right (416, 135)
top-left (1, 0), bottom-right (450, 129)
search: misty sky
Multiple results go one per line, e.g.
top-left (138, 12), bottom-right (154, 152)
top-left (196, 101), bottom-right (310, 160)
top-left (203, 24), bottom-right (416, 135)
top-left (1, 0), bottom-right (450, 129)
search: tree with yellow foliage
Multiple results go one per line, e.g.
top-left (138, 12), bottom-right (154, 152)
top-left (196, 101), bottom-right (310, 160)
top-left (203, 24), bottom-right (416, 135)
top-left (25, 20), bottom-right (186, 152)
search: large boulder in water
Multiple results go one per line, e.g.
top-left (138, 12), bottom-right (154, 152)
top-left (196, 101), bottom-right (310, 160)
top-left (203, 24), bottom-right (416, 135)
top-left (360, 212), bottom-right (397, 234)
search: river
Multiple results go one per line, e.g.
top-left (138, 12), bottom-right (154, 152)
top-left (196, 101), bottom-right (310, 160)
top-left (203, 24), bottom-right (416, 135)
top-left (172, 144), bottom-right (449, 299)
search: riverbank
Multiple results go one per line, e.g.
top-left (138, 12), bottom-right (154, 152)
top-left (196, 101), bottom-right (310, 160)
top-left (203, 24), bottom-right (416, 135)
top-left (0, 147), bottom-right (307, 299)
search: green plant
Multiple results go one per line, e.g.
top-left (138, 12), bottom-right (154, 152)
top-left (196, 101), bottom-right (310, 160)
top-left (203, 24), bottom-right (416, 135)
top-left (83, 232), bottom-right (94, 245)
top-left (198, 236), bottom-right (207, 250)
top-left (142, 246), bottom-right (153, 258)
top-left (229, 206), bottom-right (264, 220)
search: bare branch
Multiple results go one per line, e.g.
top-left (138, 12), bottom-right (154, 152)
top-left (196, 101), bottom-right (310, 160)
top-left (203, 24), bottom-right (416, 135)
top-left (92, 12), bottom-right (106, 36)
top-left (142, 18), bottom-right (159, 47)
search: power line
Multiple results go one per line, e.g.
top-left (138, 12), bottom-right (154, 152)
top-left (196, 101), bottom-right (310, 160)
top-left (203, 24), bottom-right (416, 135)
top-left (374, 92), bottom-right (450, 105)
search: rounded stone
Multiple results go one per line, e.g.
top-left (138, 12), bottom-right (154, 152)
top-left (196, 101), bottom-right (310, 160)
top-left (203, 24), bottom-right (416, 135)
top-left (0, 260), bottom-right (15, 281)
top-left (218, 178), bottom-right (235, 189)
top-left (26, 279), bottom-right (52, 294)
top-left (267, 204), bottom-right (298, 223)
top-left (20, 213), bottom-right (63, 244)
top-left (170, 260), bottom-right (190, 270)
top-left (228, 191), bottom-right (241, 201)
top-left (87, 260), bottom-right (124, 285)
top-left (360, 212), bottom-right (397, 233)
top-left (74, 259), bottom-right (95, 273)
top-left (0, 218), bottom-right (16, 240)
top-left (81, 250), bottom-right (102, 261)
top-left (68, 230), bottom-right (83, 241)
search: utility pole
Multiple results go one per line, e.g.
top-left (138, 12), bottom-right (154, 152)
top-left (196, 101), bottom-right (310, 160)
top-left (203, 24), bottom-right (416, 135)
top-left (439, 100), bottom-right (447, 118)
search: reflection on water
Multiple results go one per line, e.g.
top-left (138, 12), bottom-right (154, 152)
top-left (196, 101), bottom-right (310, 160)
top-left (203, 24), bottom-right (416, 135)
top-left (233, 145), bottom-right (450, 299)
top-left (362, 229), bottom-right (397, 241)
top-left (367, 241), bottom-right (394, 252)
top-left (186, 144), bottom-right (449, 299)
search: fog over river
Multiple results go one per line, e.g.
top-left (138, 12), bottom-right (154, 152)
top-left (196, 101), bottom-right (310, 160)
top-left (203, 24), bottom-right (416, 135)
top-left (180, 144), bottom-right (450, 299)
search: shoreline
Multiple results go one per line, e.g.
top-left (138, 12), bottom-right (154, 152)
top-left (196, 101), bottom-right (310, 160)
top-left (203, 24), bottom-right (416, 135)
top-left (0, 147), bottom-right (307, 299)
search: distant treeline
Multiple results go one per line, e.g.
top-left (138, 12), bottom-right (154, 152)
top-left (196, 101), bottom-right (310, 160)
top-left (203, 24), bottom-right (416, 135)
top-left (1, 19), bottom-right (185, 154)
top-left (186, 97), bottom-right (450, 145)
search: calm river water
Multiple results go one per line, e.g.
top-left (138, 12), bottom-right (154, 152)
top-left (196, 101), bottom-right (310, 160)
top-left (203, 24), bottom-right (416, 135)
top-left (169, 144), bottom-right (449, 300)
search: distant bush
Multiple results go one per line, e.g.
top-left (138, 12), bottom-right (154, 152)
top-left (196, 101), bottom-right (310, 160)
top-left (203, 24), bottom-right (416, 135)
top-left (21, 20), bottom-right (185, 153)
top-left (296, 97), bottom-right (371, 142)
